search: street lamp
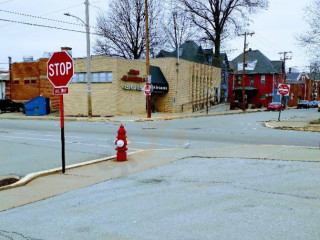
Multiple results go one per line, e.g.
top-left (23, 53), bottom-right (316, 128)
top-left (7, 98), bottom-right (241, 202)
top-left (64, 0), bottom-right (92, 118)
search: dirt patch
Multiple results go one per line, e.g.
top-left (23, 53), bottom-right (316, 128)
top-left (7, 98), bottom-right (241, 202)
top-left (0, 178), bottom-right (19, 187)
top-left (276, 125), bottom-right (320, 133)
top-left (310, 119), bottom-right (320, 125)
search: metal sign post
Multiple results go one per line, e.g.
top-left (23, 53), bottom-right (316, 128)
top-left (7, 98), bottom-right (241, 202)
top-left (277, 84), bottom-right (290, 121)
top-left (59, 95), bottom-right (65, 173)
top-left (47, 51), bottom-right (74, 173)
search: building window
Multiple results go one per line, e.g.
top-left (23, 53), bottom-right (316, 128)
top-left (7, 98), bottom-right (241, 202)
top-left (13, 79), bottom-right (20, 85)
top-left (24, 79), bottom-right (30, 84)
top-left (31, 79), bottom-right (37, 85)
top-left (250, 75), bottom-right (254, 85)
top-left (261, 75), bottom-right (265, 85)
top-left (260, 94), bottom-right (266, 100)
top-left (72, 72), bottom-right (113, 83)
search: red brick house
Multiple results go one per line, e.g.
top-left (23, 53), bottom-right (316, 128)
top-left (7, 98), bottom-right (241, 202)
top-left (228, 49), bottom-right (284, 107)
top-left (286, 72), bottom-right (320, 106)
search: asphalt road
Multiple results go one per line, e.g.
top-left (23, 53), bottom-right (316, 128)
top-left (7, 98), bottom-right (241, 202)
top-left (1, 157), bottom-right (319, 240)
top-left (0, 108), bottom-right (319, 177)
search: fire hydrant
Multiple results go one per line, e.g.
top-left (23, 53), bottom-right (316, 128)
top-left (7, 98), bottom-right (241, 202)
top-left (115, 124), bottom-right (128, 161)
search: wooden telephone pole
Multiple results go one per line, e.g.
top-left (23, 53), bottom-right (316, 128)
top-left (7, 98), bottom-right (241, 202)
top-left (145, 0), bottom-right (151, 118)
top-left (240, 32), bottom-right (254, 112)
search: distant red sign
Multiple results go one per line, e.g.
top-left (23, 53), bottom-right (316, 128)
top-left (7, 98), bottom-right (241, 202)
top-left (143, 85), bottom-right (152, 96)
top-left (47, 51), bottom-right (74, 88)
top-left (278, 84), bottom-right (290, 96)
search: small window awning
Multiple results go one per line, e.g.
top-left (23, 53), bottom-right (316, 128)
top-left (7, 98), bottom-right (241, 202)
top-left (150, 66), bottom-right (169, 93)
top-left (234, 86), bottom-right (258, 91)
top-left (0, 74), bottom-right (9, 81)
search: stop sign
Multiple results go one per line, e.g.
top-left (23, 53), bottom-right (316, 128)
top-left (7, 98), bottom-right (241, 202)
top-left (47, 51), bottom-right (74, 87)
top-left (143, 85), bottom-right (152, 96)
top-left (278, 84), bottom-right (290, 96)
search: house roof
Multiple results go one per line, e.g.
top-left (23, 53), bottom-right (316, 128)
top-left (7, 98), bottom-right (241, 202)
top-left (271, 61), bottom-right (283, 74)
top-left (157, 41), bottom-right (208, 65)
top-left (286, 72), bottom-right (300, 82)
top-left (230, 49), bottom-right (278, 74)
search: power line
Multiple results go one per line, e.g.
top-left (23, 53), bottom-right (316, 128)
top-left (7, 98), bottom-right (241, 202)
top-left (0, 0), bottom-right (14, 5)
top-left (0, 9), bottom-right (99, 29)
top-left (0, 17), bottom-right (105, 37)
top-left (0, 18), bottom-right (88, 34)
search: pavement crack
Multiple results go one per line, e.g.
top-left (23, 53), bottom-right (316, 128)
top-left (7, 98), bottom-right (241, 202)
top-left (0, 230), bottom-right (43, 240)
top-left (232, 184), bottom-right (320, 200)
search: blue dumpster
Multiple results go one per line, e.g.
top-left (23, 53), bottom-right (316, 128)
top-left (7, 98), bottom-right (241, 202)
top-left (25, 96), bottom-right (50, 116)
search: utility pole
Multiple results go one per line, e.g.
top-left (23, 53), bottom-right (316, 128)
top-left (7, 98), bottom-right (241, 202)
top-left (277, 51), bottom-right (291, 121)
top-left (239, 32), bottom-right (254, 112)
top-left (278, 51), bottom-right (292, 84)
top-left (145, 0), bottom-right (151, 118)
top-left (85, 0), bottom-right (92, 118)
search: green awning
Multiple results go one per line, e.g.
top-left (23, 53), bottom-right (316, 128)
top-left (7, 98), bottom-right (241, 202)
top-left (150, 66), bottom-right (169, 93)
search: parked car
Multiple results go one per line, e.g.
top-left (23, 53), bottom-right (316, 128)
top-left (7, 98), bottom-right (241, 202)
top-left (267, 102), bottom-right (285, 111)
top-left (308, 100), bottom-right (319, 108)
top-left (297, 100), bottom-right (309, 109)
top-left (0, 99), bottom-right (25, 114)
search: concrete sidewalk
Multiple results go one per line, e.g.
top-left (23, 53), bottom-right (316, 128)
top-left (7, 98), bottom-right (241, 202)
top-left (0, 103), bottom-right (263, 122)
top-left (1, 144), bottom-right (319, 212)
top-left (265, 113), bottom-right (320, 132)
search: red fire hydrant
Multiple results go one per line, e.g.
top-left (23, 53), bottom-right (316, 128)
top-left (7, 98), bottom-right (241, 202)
top-left (115, 124), bottom-right (128, 161)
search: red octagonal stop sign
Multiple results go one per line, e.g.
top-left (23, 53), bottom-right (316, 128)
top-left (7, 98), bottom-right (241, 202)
top-left (47, 51), bottom-right (74, 87)
top-left (278, 83), bottom-right (290, 96)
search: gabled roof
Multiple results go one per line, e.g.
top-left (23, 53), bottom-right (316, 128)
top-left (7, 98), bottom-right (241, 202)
top-left (271, 61), bottom-right (283, 74)
top-left (230, 49), bottom-right (278, 74)
top-left (157, 41), bottom-right (208, 65)
top-left (286, 72), bottom-right (300, 82)
top-left (157, 50), bottom-right (171, 58)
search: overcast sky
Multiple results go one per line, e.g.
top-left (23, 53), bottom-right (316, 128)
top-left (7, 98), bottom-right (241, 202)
top-left (0, 0), bottom-right (312, 72)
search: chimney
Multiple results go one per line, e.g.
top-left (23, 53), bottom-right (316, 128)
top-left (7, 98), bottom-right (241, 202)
top-left (249, 48), bottom-right (252, 51)
top-left (61, 47), bottom-right (72, 57)
top-left (288, 67), bottom-right (292, 73)
top-left (8, 56), bottom-right (12, 71)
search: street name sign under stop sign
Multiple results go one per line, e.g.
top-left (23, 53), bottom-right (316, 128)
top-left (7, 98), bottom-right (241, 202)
top-left (278, 84), bottom-right (290, 96)
top-left (47, 51), bottom-right (74, 89)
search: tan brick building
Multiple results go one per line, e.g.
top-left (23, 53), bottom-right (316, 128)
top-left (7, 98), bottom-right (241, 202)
top-left (8, 55), bottom-right (221, 116)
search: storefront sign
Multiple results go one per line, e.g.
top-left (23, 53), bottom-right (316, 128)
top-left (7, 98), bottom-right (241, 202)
top-left (121, 69), bottom-right (146, 83)
top-left (152, 84), bottom-right (168, 92)
top-left (123, 85), bottom-right (143, 91)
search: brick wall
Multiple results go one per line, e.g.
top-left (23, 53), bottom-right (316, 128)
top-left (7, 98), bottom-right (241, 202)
top-left (8, 58), bottom-right (60, 110)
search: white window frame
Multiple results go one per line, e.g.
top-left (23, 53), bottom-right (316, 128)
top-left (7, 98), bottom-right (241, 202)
top-left (72, 72), bottom-right (113, 83)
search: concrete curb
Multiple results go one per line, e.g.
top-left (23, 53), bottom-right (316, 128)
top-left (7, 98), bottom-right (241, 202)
top-left (0, 150), bottom-right (145, 191)
top-left (0, 108), bottom-right (267, 123)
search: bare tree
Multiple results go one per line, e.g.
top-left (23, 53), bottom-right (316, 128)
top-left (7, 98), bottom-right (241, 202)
top-left (94, 0), bottom-right (163, 59)
top-left (297, 0), bottom-right (320, 62)
top-left (179, 0), bottom-right (268, 66)
top-left (161, 1), bottom-right (197, 51)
